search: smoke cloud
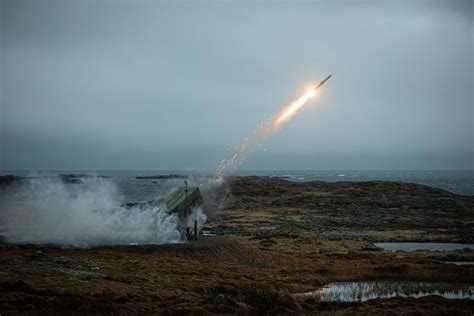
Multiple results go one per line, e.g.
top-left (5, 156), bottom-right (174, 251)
top-left (187, 207), bottom-right (207, 232)
top-left (0, 177), bottom-right (182, 247)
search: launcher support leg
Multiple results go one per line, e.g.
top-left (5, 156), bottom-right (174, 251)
top-left (194, 220), bottom-right (198, 240)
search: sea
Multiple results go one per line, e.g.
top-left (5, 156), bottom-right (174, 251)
top-left (2, 170), bottom-right (473, 202)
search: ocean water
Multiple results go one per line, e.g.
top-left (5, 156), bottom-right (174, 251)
top-left (2, 170), bottom-right (473, 202)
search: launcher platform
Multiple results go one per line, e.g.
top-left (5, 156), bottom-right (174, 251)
top-left (163, 186), bottom-right (202, 218)
top-left (152, 185), bottom-right (203, 240)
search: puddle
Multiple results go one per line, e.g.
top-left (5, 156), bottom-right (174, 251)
top-left (201, 230), bottom-right (216, 237)
top-left (443, 261), bottom-right (474, 266)
top-left (374, 242), bottom-right (474, 252)
top-left (295, 281), bottom-right (474, 302)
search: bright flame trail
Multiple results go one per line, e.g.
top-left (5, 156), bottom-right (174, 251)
top-left (273, 88), bottom-right (317, 128)
top-left (215, 75), bottom-right (332, 178)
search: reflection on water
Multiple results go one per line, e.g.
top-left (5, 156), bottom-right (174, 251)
top-left (375, 242), bottom-right (474, 252)
top-left (298, 281), bottom-right (474, 302)
top-left (444, 261), bottom-right (474, 266)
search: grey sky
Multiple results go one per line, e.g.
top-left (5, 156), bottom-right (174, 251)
top-left (1, 0), bottom-right (472, 171)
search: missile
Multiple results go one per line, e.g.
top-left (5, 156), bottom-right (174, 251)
top-left (314, 74), bottom-right (333, 90)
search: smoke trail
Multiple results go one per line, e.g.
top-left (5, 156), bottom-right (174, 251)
top-left (0, 177), bottom-right (182, 247)
top-left (215, 88), bottom-right (318, 178)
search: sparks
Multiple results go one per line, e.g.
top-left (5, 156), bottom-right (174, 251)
top-left (214, 75), bottom-right (332, 179)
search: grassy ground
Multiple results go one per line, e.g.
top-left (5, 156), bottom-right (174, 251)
top-left (1, 176), bottom-right (473, 314)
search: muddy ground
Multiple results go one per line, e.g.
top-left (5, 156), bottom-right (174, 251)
top-left (0, 176), bottom-right (473, 314)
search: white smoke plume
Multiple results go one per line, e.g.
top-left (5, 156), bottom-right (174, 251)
top-left (206, 177), bottom-right (231, 211)
top-left (187, 207), bottom-right (207, 232)
top-left (0, 176), bottom-right (182, 247)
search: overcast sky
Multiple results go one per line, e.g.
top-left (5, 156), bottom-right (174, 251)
top-left (1, 0), bottom-right (472, 171)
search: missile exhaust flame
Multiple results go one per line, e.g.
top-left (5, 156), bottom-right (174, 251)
top-left (214, 75), bottom-right (332, 179)
top-left (274, 88), bottom-right (318, 127)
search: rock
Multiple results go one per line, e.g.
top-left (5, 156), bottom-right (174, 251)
top-left (361, 245), bottom-right (382, 251)
top-left (260, 239), bottom-right (276, 247)
top-left (319, 247), bottom-right (332, 254)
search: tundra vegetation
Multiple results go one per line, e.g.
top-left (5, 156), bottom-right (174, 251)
top-left (0, 175), bottom-right (473, 314)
